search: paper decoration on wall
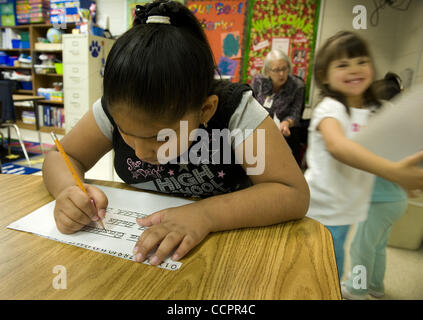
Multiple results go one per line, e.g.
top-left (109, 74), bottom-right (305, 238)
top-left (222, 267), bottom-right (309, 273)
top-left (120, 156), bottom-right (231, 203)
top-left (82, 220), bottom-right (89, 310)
top-left (252, 39), bottom-right (269, 52)
top-left (243, 0), bottom-right (321, 104)
top-left (188, 0), bottom-right (248, 82)
top-left (271, 38), bottom-right (290, 56)
top-left (222, 31), bottom-right (241, 59)
top-left (218, 56), bottom-right (239, 77)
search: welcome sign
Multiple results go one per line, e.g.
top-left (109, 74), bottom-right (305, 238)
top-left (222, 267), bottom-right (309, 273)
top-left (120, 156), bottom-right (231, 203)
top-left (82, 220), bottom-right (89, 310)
top-left (243, 0), bottom-right (321, 104)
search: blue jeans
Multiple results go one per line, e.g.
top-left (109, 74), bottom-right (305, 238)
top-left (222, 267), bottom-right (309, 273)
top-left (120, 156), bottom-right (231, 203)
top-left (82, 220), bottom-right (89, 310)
top-left (344, 200), bottom-right (407, 295)
top-left (325, 225), bottom-right (350, 280)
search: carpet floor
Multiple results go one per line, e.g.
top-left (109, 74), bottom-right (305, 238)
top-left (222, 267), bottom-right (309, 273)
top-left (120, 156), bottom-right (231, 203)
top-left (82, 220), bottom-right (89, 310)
top-left (0, 140), bottom-right (54, 174)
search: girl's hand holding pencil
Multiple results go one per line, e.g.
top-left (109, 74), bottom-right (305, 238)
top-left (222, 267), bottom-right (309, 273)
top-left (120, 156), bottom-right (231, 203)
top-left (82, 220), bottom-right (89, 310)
top-left (50, 132), bottom-right (108, 234)
top-left (53, 184), bottom-right (108, 234)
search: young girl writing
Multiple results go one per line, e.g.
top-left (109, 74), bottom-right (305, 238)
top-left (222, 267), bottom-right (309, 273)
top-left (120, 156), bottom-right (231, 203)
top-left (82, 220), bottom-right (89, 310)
top-left (304, 31), bottom-right (423, 280)
top-left (42, 0), bottom-right (309, 266)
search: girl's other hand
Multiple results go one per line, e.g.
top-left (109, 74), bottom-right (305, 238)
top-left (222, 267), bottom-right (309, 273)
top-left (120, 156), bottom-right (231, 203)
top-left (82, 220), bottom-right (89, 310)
top-left (133, 203), bottom-right (213, 265)
top-left (53, 184), bottom-right (108, 234)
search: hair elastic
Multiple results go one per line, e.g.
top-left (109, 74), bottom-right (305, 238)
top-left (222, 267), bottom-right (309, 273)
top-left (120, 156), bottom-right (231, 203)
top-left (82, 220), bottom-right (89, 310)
top-left (146, 15), bottom-right (171, 24)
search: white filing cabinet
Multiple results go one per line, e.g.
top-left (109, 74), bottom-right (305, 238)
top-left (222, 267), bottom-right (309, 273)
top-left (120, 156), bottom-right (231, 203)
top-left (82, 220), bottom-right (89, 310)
top-left (63, 34), bottom-right (116, 181)
top-left (63, 34), bottom-right (114, 133)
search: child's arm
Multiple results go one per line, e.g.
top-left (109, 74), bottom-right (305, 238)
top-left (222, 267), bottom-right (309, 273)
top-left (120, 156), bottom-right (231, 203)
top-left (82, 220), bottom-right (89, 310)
top-left (135, 116), bottom-right (309, 265)
top-left (43, 110), bottom-right (113, 233)
top-left (318, 117), bottom-right (423, 190)
top-left (202, 115), bottom-right (309, 229)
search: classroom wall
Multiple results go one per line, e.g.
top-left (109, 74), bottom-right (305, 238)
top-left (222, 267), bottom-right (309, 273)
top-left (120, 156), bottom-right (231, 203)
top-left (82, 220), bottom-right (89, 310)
top-left (317, 0), bottom-right (396, 77)
top-left (390, 0), bottom-right (423, 86)
top-left (96, 0), bottom-right (126, 37)
top-left (308, 0), bottom-right (423, 108)
top-left (309, 0), bottom-right (394, 108)
top-left (94, 0), bottom-right (423, 104)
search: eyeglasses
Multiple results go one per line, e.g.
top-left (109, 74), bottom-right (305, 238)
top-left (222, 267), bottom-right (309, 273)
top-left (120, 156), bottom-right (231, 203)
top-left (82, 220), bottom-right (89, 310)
top-left (269, 67), bottom-right (289, 74)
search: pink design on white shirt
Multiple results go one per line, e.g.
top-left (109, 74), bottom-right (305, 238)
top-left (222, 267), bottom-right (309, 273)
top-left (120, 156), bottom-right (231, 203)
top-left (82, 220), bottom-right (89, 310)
top-left (126, 158), bottom-right (164, 179)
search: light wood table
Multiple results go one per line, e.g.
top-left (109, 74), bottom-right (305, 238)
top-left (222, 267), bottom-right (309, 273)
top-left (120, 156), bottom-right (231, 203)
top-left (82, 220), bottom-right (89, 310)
top-left (0, 174), bottom-right (341, 300)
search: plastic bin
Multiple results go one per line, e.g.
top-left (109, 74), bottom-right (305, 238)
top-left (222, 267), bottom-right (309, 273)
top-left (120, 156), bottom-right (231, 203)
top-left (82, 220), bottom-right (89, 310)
top-left (0, 52), bottom-right (9, 65)
top-left (34, 64), bottom-right (56, 74)
top-left (20, 81), bottom-right (33, 90)
top-left (8, 56), bottom-right (18, 66)
top-left (11, 39), bottom-right (21, 49)
top-left (54, 63), bottom-right (63, 75)
top-left (37, 88), bottom-right (51, 100)
top-left (91, 25), bottom-right (105, 37)
top-left (388, 196), bottom-right (423, 250)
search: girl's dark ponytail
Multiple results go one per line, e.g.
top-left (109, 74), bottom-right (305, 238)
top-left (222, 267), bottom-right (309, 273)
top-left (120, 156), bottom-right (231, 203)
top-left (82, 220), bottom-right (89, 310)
top-left (133, 0), bottom-right (181, 26)
top-left (103, 0), bottom-right (216, 120)
top-left (132, 0), bottom-right (210, 48)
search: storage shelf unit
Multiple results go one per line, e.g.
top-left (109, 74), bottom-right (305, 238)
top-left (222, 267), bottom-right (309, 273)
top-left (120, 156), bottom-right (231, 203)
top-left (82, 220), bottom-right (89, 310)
top-left (0, 65), bottom-right (32, 69)
top-left (0, 48), bottom-right (31, 52)
top-left (1, 23), bottom-right (76, 135)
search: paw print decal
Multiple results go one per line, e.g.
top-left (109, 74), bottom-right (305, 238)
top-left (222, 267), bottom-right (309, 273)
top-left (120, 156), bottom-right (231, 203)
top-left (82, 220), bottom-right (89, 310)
top-left (89, 41), bottom-right (101, 58)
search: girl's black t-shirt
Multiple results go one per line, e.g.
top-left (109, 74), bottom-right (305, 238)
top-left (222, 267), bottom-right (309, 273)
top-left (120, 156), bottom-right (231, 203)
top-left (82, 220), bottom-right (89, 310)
top-left (97, 80), bottom-right (268, 198)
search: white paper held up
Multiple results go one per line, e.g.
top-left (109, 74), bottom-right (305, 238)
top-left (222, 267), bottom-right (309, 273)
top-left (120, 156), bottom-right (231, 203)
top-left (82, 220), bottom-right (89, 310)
top-left (353, 84), bottom-right (423, 163)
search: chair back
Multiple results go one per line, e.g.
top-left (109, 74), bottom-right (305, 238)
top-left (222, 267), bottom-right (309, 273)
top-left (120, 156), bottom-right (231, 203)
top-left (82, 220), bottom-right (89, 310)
top-left (292, 75), bottom-right (306, 117)
top-left (0, 80), bottom-right (16, 123)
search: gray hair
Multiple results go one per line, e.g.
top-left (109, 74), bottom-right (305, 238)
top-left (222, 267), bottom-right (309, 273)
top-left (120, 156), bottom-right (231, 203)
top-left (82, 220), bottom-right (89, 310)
top-left (262, 49), bottom-right (292, 76)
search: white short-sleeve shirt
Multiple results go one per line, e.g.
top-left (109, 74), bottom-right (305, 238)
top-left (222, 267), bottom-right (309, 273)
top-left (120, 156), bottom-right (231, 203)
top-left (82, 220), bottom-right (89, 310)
top-left (305, 97), bottom-right (375, 226)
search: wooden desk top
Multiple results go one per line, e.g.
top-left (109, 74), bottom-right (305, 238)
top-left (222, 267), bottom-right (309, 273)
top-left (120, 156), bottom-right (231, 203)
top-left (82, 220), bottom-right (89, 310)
top-left (12, 94), bottom-right (44, 102)
top-left (0, 174), bottom-right (341, 300)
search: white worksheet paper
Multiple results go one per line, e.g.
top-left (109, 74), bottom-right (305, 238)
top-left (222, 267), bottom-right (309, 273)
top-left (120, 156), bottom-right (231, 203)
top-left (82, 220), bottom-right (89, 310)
top-left (7, 185), bottom-right (194, 271)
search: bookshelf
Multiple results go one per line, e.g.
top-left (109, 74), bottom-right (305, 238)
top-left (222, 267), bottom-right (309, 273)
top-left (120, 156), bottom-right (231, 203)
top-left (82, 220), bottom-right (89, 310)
top-left (1, 23), bottom-right (75, 135)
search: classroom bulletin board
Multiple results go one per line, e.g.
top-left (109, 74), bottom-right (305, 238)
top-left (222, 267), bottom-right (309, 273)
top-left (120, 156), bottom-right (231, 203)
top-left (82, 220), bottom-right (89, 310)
top-left (127, 0), bottom-right (149, 29)
top-left (243, 0), bottom-right (321, 104)
top-left (186, 0), bottom-right (248, 83)
top-left (124, 0), bottom-right (321, 101)
top-left (126, 0), bottom-right (185, 29)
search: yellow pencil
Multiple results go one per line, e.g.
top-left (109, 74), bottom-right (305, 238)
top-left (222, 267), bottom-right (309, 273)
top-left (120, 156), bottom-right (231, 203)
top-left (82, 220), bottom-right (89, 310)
top-left (50, 132), bottom-right (105, 230)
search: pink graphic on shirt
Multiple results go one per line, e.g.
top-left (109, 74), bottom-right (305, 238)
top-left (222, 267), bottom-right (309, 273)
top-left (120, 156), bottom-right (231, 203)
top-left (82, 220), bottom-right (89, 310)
top-left (217, 170), bottom-right (226, 178)
top-left (168, 169), bottom-right (174, 176)
top-left (352, 123), bottom-right (360, 132)
top-left (127, 158), bottom-right (164, 179)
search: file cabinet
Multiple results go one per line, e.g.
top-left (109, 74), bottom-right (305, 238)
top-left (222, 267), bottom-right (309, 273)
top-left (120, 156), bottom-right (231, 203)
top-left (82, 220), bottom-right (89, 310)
top-left (63, 34), bottom-right (114, 133)
top-left (63, 34), bottom-right (116, 181)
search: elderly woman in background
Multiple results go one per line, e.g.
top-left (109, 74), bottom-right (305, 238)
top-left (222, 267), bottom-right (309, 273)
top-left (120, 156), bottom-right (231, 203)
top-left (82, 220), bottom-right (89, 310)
top-left (251, 49), bottom-right (305, 163)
